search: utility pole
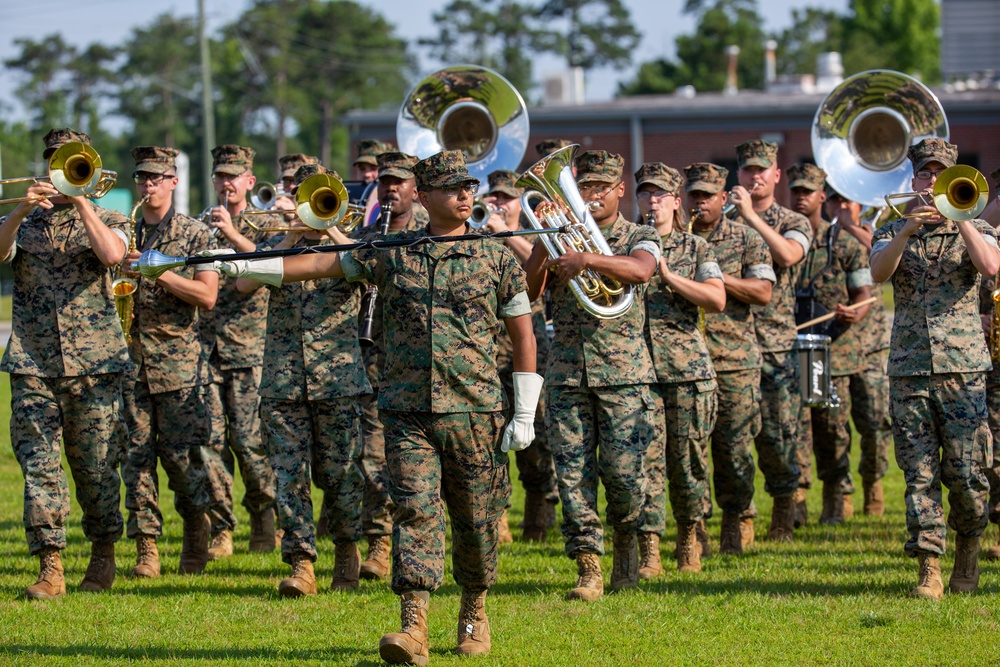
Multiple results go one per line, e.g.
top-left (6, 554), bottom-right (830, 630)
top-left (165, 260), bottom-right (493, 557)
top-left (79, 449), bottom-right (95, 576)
top-left (199, 0), bottom-right (217, 208)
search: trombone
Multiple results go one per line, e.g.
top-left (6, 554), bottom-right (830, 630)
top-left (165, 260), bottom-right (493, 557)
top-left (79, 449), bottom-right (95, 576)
top-left (883, 165), bottom-right (989, 221)
top-left (0, 142), bottom-right (117, 205)
top-left (239, 172), bottom-right (366, 234)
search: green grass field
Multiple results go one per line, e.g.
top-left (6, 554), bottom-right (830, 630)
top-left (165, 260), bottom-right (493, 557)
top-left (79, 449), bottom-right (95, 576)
top-left (0, 373), bottom-right (998, 667)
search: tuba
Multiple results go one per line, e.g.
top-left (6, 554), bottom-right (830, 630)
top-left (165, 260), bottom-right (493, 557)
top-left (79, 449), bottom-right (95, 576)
top-left (396, 65), bottom-right (529, 184)
top-left (517, 144), bottom-right (634, 320)
top-left (111, 194), bottom-right (149, 345)
top-left (812, 69), bottom-right (948, 209)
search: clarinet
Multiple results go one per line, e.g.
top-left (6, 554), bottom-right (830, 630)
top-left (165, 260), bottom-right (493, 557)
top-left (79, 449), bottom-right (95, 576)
top-left (358, 200), bottom-right (392, 347)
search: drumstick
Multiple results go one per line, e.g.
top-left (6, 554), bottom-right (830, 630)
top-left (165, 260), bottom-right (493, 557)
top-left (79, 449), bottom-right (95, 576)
top-left (795, 296), bottom-right (879, 331)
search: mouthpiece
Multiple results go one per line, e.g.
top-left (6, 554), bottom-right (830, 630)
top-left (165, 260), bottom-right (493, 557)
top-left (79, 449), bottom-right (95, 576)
top-left (587, 201), bottom-right (600, 212)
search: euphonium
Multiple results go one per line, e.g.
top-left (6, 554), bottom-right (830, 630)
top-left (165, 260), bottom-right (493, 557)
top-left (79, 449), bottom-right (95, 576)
top-left (111, 195), bottom-right (149, 345)
top-left (516, 144), bottom-right (634, 320)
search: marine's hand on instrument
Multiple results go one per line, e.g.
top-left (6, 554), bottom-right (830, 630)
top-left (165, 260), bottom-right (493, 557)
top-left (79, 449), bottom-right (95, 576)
top-left (208, 206), bottom-right (238, 240)
top-left (20, 181), bottom-right (58, 211)
top-left (835, 302), bottom-right (865, 324)
top-left (544, 251), bottom-right (589, 282)
top-left (501, 372), bottom-right (544, 452)
top-left (729, 185), bottom-right (756, 218)
top-left (482, 212), bottom-right (508, 234)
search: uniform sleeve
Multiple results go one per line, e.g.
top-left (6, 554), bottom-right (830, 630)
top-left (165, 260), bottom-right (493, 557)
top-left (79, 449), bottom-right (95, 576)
top-left (693, 236), bottom-right (723, 282)
top-left (870, 220), bottom-right (898, 256)
top-left (975, 219), bottom-right (1000, 249)
top-left (744, 227), bottom-right (776, 283)
top-left (497, 244), bottom-right (529, 316)
top-left (841, 232), bottom-right (872, 289)
top-left (781, 210), bottom-right (813, 259)
top-left (631, 224), bottom-right (662, 264)
top-left (192, 218), bottom-right (224, 273)
top-left (100, 207), bottom-right (131, 250)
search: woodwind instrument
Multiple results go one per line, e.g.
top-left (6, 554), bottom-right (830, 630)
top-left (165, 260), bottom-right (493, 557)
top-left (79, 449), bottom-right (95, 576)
top-left (358, 200), bottom-right (392, 347)
top-left (111, 194), bottom-right (150, 345)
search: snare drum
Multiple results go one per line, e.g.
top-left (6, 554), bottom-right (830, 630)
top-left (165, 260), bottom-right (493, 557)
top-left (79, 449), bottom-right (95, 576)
top-left (795, 334), bottom-right (839, 408)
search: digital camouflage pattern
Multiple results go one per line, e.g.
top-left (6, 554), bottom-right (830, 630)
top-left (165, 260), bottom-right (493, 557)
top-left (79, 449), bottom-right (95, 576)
top-left (641, 229), bottom-right (720, 530)
top-left (202, 381), bottom-right (235, 533)
top-left (684, 162), bottom-right (727, 194)
top-left (785, 163), bottom-right (826, 191)
top-left (545, 213), bottom-right (661, 387)
top-left (132, 145), bottom-right (178, 175)
top-left (262, 397), bottom-right (364, 562)
top-left (979, 275), bottom-right (1000, 524)
top-left (872, 217), bottom-right (999, 376)
top-left (535, 138), bottom-right (573, 158)
top-left (354, 139), bottom-right (396, 166)
top-left (712, 369), bottom-right (762, 516)
top-left (634, 162), bottom-right (684, 194)
top-left (486, 169), bottom-right (523, 197)
top-left (735, 139), bottom-right (778, 169)
top-left (11, 373), bottom-right (127, 553)
top-left (382, 410), bottom-right (509, 593)
top-left (756, 349), bottom-right (802, 499)
top-left (891, 374), bottom-right (991, 556)
top-left (413, 150), bottom-right (479, 190)
top-left (1, 203), bottom-right (132, 377)
top-left (42, 127), bottom-right (90, 158)
top-left (548, 383), bottom-right (656, 556)
top-left (123, 381), bottom-right (211, 535)
top-left (907, 138), bottom-right (958, 172)
top-left (278, 153), bottom-right (319, 180)
top-left (377, 152), bottom-right (419, 180)
top-left (695, 216), bottom-right (774, 371)
top-left (211, 144), bottom-right (254, 175)
top-left (575, 150), bottom-right (624, 183)
top-left (795, 220), bottom-right (871, 376)
top-left (341, 228), bottom-right (529, 413)
top-left (851, 347), bottom-right (892, 485)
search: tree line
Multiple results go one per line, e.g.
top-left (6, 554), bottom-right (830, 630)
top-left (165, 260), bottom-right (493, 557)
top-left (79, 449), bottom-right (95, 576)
top-left (0, 0), bottom-right (940, 213)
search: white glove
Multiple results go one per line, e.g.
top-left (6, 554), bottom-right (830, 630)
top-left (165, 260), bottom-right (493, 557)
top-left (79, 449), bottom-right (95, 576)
top-left (197, 248), bottom-right (236, 258)
top-left (501, 372), bottom-right (544, 452)
top-left (215, 256), bottom-right (284, 287)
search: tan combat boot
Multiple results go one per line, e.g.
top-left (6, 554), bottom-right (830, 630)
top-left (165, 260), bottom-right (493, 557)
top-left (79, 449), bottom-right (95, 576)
top-left (767, 496), bottom-right (795, 542)
top-left (792, 487), bottom-right (808, 528)
top-left (178, 513), bottom-right (211, 574)
top-left (249, 508), bottom-right (277, 553)
top-left (910, 553), bottom-right (943, 600)
top-left (567, 552), bottom-right (604, 601)
top-left (25, 547), bottom-right (66, 600)
top-left (637, 532), bottom-right (663, 579)
top-left (208, 530), bottom-right (233, 561)
top-left (676, 522), bottom-right (702, 573)
top-left (740, 517), bottom-right (755, 550)
top-left (843, 494), bottom-right (855, 520)
top-left (456, 589), bottom-right (491, 656)
top-left (379, 591), bottom-right (430, 666)
top-left (497, 509), bottom-right (513, 545)
top-left (330, 542), bottom-right (361, 590)
top-left (80, 542), bottom-right (116, 592)
top-left (522, 491), bottom-right (548, 542)
top-left (696, 519), bottom-right (711, 558)
top-left (131, 535), bottom-right (161, 578)
top-left (610, 530), bottom-right (638, 591)
top-left (278, 552), bottom-right (317, 598)
top-left (863, 480), bottom-right (885, 516)
top-left (719, 513), bottom-right (743, 555)
top-left (949, 534), bottom-right (981, 593)
top-left (360, 534), bottom-right (391, 580)
top-left (820, 483), bottom-right (845, 525)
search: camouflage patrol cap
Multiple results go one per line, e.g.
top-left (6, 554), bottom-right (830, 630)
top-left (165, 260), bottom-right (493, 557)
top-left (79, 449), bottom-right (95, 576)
top-left (42, 128), bottom-right (91, 159)
top-left (575, 150), bottom-right (624, 184)
top-left (487, 170), bottom-right (523, 197)
top-left (908, 138), bottom-right (958, 173)
top-left (131, 146), bottom-right (178, 175)
top-left (736, 139), bottom-right (779, 169)
top-left (212, 144), bottom-right (255, 175)
top-left (634, 162), bottom-right (683, 194)
top-left (292, 163), bottom-right (337, 188)
top-left (354, 139), bottom-right (395, 167)
top-left (683, 163), bottom-right (728, 194)
top-left (278, 153), bottom-right (319, 180)
top-left (535, 138), bottom-right (574, 158)
top-left (377, 152), bottom-right (418, 180)
top-left (413, 150), bottom-right (478, 190)
top-left (786, 163), bottom-right (827, 191)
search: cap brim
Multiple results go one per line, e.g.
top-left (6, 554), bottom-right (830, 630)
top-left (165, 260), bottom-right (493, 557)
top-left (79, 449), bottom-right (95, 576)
top-left (739, 157), bottom-right (773, 169)
top-left (354, 157), bottom-right (378, 167)
top-left (636, 178), bottom-right (676, 193)
top-left (788, 179), bottom-right (820, 190)
top-left (424, 173), bottom-right (479, 189)
top-left (489, 185), bottom-right (521, 198)
top-left (213, 164), bottom-right (247, 176)
top-left (135, 161), bottom-right (172, 175)
top-left (576, 173), bottom-right (619, 184)
top-left (685, 181), bottom-right (723, 194)
top-left (378, 168), bottom-right (415, 180)
top-left (913, 157), bottom-right (955, 172)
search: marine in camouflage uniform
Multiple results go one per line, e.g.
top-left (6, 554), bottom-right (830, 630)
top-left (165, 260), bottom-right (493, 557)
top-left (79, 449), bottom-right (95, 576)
top-left (1, 128), bottom-right (132, 598)
top-left (524, 149), bottom-right (662, 598)
top-left (481, 168), bottom-right (557, 542)
top-left (731, 139), bottom-right (813, 541)
top-left (870, 138), bottom-right (999, 598)
top-left (981, 166), bottom-right (1000, 561)
top-left (346, 151), bottom-right (426, 580)
top-left (121, 146), bottom-right (220, 577)
top-left (353, 138), bottom-right (396, 183)
top-left (635, 163), bottom-right (725, 576)
top-left (788, 163), bottom-right (873, 526)
top-left (685, 162), bottom-right (775, 554)
top-left (235, 163), bottom-right (372, 596)
top-left (202, 144), bottom-right (278, 556)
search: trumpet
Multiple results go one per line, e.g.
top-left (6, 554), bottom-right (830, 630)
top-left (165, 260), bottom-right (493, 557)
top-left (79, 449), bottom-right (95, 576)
top-left (250, 181), bottom-right (292, 210)
top-left (469, 198), bottom-right (502, 229)
top-left (884, 165), bottom-right (989, 221)
top-left (111, 194), bottom-right (149, 345)
top-left (0, 142), bottom-right (117, 205)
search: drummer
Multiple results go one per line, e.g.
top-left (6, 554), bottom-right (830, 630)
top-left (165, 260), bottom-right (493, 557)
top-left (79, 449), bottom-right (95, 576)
top-left (789, 163), bottom-right (873, 526)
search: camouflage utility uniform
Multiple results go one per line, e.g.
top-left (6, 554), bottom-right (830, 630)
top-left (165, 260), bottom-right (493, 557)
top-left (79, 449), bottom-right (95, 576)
top-left (3, 202), bottom-right (132, 555)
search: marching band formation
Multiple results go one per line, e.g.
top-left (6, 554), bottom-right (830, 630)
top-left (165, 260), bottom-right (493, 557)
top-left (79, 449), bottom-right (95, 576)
top-left (3, 66), bottom-right (1000, 664)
